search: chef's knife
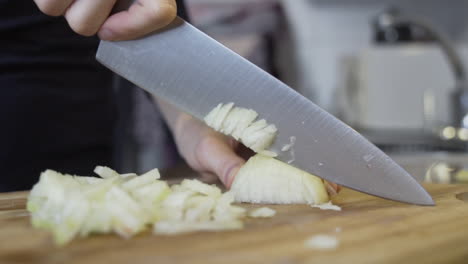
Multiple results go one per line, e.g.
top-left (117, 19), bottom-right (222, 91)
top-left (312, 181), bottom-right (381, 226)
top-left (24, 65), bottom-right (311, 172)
top-left (96, 17), bottom-right (434, 205)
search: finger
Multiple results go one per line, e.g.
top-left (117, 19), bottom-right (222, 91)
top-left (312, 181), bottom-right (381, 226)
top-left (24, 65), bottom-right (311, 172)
top-left (34, 0), bottom-right (75, 16)
top-left (65, 0), bottom-right (117, 36)
top-left (199, 172), bottom-right (219, 184)
top-left (98, 0), bottom-right (177, 41)
top-left (195, 136), bottom-right (245, 189)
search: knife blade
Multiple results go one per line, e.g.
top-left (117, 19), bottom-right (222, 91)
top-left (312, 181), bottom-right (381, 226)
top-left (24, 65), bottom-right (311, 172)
top-left (96, 17), bottom-right (434, 205)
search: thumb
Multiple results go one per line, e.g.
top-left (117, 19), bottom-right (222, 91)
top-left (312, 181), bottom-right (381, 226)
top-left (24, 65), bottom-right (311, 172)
top-left (195, 137), bottom-right (245, 188)
top-left (98, 0), bottom-right (177, 41)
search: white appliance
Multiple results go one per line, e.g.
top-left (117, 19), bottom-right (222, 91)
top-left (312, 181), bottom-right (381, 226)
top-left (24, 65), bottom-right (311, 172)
top-left (343, 45), bottom-right (468, 145)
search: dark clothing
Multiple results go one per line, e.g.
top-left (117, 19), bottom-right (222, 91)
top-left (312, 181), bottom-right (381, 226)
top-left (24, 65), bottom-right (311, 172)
top-left (0, 0), bottom-right (187, 192)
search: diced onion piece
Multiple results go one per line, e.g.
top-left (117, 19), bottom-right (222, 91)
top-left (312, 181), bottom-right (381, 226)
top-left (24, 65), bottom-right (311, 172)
top-left (28, 170), bottom-right (79, 214)
top-left (27, 171), bottom-right (90, 245)
top-left (212, 102), bottom-right (234, 131)
top-left (248, 207), bottom-right (276, 218)
top-left (130, 181), bottom-right (170, 202)
top-left (258, 150), bottom-right (278, 157)
top-left (105, 187), bottom-right (148, 237)
top-left (203, 103), bottom-right (222, 127)
top-left (240, 119), bottom-right (268, 142)
top-left (221, 108), bottom-right (257, 136)
top-left (107, 187), bottom-right (149, 220)
top-left (28, 170), bottom-right (64, 202)
top-left (230, 109), bottom-right (258, 140)
top-left (53, 192), bottom-right (90, 245)
top-left (159, 190), bottom-right (195, 221)
top-left (310, 201), bottom-right (342, 211)
top-left (281, 136), bottom-right (296, 152)
top-left (231, 154), bottom-right (329, 204)
top-left (94, 166), bottom-right (120, 179)
top-left (304, 235), bottom-right (339, 250)
top-left (242, 123), bottom-right (277, 152)
top-left (180, 179), bottom-right (221, 197)
top-left (105, 202), bottom-right (144, 238)
top-left (184, 196), bottom-right (216, 222)
top-left (119, 173), bottom-right (138, 178)
top-left (154, 220), bottom-right (243, 235)
top-left (79, 203), bottom-right (113, 237)
top-left (219, 107), bottom-right (241, 135)
top-left (213, 192), bottom-right (246, 221)
top-left (74, 176), bottom-right (103, 185)
top-left (140, 168), bottom-right (161, 179)
top-left (203, 103), bottom-right (276, 154)
top-left (82, 176), bottom-right (120, 200)
top-left (121, 168), bottom-right (161, 191)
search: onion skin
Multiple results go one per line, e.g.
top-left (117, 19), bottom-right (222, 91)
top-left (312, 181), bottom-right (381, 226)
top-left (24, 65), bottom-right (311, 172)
top-left (323, 180), bottom-right (341, 196)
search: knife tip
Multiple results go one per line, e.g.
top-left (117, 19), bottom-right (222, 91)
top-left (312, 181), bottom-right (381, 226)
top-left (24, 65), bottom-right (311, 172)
top-left (413, 196), bottom-right (435, 206)
top-left (405, 186), bottom-right (435, 206)
top-left (417, 195), bottom-right (436, 206)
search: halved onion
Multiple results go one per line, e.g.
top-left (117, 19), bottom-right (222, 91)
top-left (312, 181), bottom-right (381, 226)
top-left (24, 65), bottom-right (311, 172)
top-left (231, 154), bottom-right (329, 205)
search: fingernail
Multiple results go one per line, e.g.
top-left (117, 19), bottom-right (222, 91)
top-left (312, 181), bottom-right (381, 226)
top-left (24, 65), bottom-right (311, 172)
top-left (98, 28), bottom-right (116, 41)
top-left (225, 164), bottom-right (243, 189)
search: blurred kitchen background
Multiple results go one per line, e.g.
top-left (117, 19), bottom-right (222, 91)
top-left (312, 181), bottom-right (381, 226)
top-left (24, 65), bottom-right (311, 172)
top-left (116, 0), bottom-right (468, 184)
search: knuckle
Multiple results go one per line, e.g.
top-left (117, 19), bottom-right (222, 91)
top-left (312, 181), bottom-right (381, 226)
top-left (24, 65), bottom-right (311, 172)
top-left (68, 21), bottom-right (98, 37)
top-left (190, 136), bottom-right (212, 170)
top-left (35, 0), bottom-right (64, 16)
top-left (195, 136), bottom-right (215, 157)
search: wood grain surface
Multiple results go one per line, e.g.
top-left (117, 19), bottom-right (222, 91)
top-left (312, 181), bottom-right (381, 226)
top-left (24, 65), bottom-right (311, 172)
top-left (1, 184), bottom-right (468, 264)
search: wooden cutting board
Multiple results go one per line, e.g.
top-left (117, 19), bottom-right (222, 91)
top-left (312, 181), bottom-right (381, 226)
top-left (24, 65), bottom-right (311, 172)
top-left (1, 184), bottom-right (468, 264)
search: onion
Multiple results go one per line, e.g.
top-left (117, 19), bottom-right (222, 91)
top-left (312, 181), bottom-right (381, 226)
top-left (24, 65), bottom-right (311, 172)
top-left (304, 235), bottom-right (339, 250)
top-left (204, 102), bottom-right (277, 154)
top-left (231, 154), bottom-right (329, 205)
top-left (28, 167), bottom-right (248, 245)
top-left (248, 207), bottom-right (276, 218)
top-left (310, 201), bottom-right (342, 211)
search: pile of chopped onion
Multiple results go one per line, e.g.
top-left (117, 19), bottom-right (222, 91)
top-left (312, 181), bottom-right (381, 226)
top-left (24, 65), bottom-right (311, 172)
top-left (153, 179), bottom-right (246, 234)
top-left (27, 167), bottom-right (246, 245)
